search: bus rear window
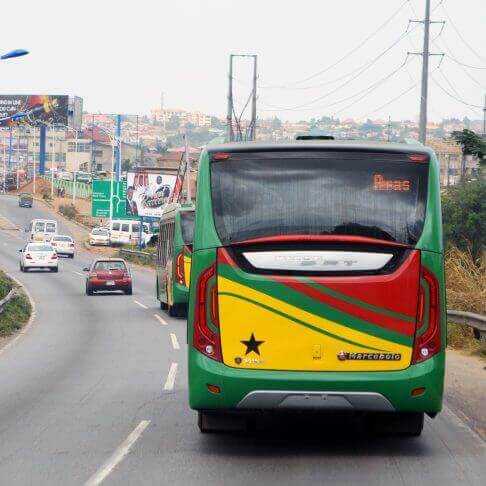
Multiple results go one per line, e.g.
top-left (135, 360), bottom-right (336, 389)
top-left (211, 151), bottom-right (428, 245)
top-left (180, 211), bottom-right (195, 245)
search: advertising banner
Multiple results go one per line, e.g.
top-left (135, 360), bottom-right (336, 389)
top-left (0, 95), bottom-right (69, 127)
top-left (126, 172), bottom-right (177, 218)
top-left (91, 179), bottom-right (127, 218)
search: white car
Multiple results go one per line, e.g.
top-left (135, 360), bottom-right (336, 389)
top-left (89, 227), bottom-right (110, 246)
top-left (49, 235), bottom-right (75, 258)
top-left (19, 243), bottom-right (59, 272)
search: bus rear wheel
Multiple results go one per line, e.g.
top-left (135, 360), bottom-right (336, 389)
top-left (198, 412), bottom-right (248, 434)
top-left (368, 412), bottom-right (424, 437)
top-left (169, 303), bottom-right (187, 318)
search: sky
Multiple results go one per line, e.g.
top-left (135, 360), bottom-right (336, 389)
top-left (1, 0), bottom-right (485, 122)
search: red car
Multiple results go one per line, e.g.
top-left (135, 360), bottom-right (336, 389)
top-left (84, 258), bottom-right (133, 295)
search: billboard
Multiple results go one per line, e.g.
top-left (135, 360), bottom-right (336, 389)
top-left (0, 95), bottom-right (69, 127)
top-left (126, 171), bottom-right (177, 218)
top-left (91, 180), bottom-right (127, 218)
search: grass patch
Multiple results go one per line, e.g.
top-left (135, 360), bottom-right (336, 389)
top-left (58, 203), bottom-right (79, 220)
top-left (445, 247), bottom-right (485, 359)
top-left (118, 244), bottom-right (156, 267)
top-left (0, 271), bottom-right (32, 337)
top-left (448, 322), bottom-right (486, 360)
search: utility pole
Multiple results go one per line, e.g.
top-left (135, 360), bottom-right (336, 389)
top-left (227, 55), bottom-right (234, 142)
top-left (248, 55), bottom-right (258, 141)
top-left (482, 93), bottom-right (486, 136)
top-left (409, 1), bottom-right (444, 145)
top-left (184, 131), bottom-right (191, 203)
top-left (114, 114), bottom-right (122, 181)
top-left (226, 54), bottom-right (258, 142)
top-left (418, 0), bottom-right (431, 145)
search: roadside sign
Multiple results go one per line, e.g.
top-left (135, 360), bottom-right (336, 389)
top-left (91, 179), bottom-right (127, 218)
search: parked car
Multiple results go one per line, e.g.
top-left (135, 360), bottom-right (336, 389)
top-left (84, 258), bottom-right (132, 295)
top-left (89, 227), bottom-right (110, 246)
top-left (58, 171), bottom-right (74, 181)
top-left (18, 193), bottom-right (33, 208)
top-left (49, 234), bottom-right (75, 258)
top-left (19, 243), bottom-right (58, 272)
top-left (28, 219), bottom-right (58, 242)
top-left (75, 172), bottom-right (92, 184)
top-left (108, 219), bottom-right (153, 246)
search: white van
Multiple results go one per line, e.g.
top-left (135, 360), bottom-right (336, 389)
top-left (108, 219), bottom-right (153, 246)
top-left (28, 219), bottom-right (58, 242)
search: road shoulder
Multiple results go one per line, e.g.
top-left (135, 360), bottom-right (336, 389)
top-left (445, 348), bottom-right (486, 440)
top-left (0, 270), bottom-right (36, 354)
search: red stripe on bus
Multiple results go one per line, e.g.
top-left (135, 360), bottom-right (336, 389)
top-left (274, 276), bottom-right (415, 337)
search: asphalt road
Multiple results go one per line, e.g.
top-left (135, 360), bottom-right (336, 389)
top-left (0, 195), bottom-right (484, 486)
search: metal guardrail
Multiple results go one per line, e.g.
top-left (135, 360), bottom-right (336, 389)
top-left (0, 288), bottom-right (19, 313)
top-left (447, 310), bottom-right (486, 342)
top-left (40, 176), bottom-right (92, 199)
top-left (119, 248), bottom-right (156, 262)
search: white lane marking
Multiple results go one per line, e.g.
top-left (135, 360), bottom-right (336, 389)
top-left (73, 271), bottom-right (85, 277)
top-left (163, 362), bottom-right (178, 390)
top-left (84, 420), bottom-right (151, 486)
top-left (154, 313), bottom-right (168, 326)
top-left (170, 333), bottom-right (180, 350)
top-left (133, 300), bottom-right (148, 309)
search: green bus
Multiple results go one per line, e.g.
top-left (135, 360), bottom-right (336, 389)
top-left (156, 203), bottom-right (195, 317)
top-left (188, 141), bottom-right (446, 436)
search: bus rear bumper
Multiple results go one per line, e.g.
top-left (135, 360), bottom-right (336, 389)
top-left (189, 352), bottom-right (445, 414)
top-left (237, 390), bottom-right (394, 411)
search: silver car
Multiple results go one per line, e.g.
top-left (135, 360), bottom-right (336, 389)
top-left (19, 243), bottom-right (59, 272)
top-left (50, 235), bottom-right (75, 258)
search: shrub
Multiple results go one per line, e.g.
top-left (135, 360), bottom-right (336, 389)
top-left (442, 180), bottom-right (485, 259)
top-left (445, 247), bottom-right (485, 314)
top-left (59, 204), bottom-right (78, 220)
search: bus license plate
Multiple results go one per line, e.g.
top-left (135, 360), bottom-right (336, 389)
top-left (106, 280), bottom-right (115, 286)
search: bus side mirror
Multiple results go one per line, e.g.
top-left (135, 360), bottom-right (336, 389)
top-left (18, 249), bottom-right (23, 252)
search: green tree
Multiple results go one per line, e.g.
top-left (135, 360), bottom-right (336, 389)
top-left (121, 159), bottom-right (132, 172)
top-left (451, 129), bottom-right (485, 179)
top-left (442, 180), bottom-right (486, 259)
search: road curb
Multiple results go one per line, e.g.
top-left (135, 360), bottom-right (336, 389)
top-left (0, 271), bottom-right (37, 357)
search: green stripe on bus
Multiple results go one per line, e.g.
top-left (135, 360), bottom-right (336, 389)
top-left (218, 263), bottom-right (413, 347)
top-left (219, 291), bottom-right (387, 352)
top-left (303, 278), bottom-right (415, 323)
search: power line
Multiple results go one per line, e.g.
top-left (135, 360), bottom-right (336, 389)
top-left (259, 27), bottom-right (416, 111)
top-left (333, 56), bottom-right (415, 115)
top-left (260, 55), bottom-right (414, 113)
top-left (258, 0), bottom-right (411, 88)
top-left (439, 1), bottom-right (485, 63)
top-left (430, 75), bottom-right (483, 110)
top-left (362, 82), bottom-right (418, 118)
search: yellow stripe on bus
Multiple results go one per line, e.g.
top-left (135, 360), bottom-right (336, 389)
top-left (184, 255), bottom-right (192, 287)
top-left (218, 276), bottom-right (412, 372)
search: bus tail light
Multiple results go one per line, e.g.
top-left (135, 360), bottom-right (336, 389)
top-left (25, 253), bottom-right (32, 259)
top-left (175, 252), bottom-right (185, 286)
top-left (193, 263), bottom-right (222, 362)
top-left (409, 153), bottom-right (429, 163)
top-left (412, 267), bottom-right (441, 364)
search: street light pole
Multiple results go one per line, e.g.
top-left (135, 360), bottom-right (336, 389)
top-left (51, 128), bottom-right (56, 198)
top-left (0, 49), bottom-right (29, 60)
top-left (109, 139), bottom-right (115, 221)
top-left (72, 129), bottom-right (78, 205)
top-left (2, 131), bottom-right (6, 194)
